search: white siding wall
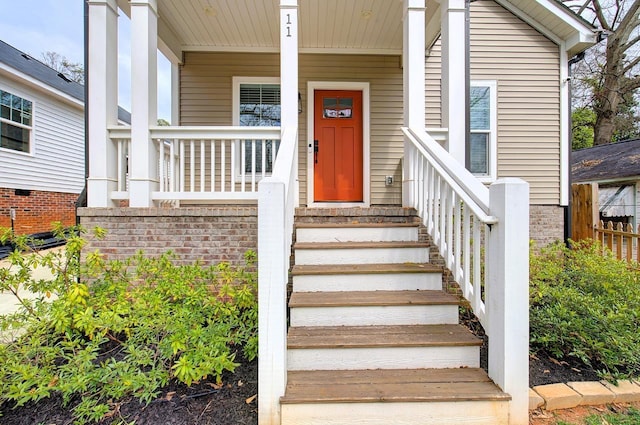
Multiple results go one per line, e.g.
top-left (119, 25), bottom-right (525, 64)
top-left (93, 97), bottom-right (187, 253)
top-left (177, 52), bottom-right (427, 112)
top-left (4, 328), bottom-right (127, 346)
top-left (0, 75), bottom-right (85, 194)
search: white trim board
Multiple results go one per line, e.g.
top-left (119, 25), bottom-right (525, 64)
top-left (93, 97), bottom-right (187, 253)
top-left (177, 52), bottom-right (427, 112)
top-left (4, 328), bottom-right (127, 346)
top-left (306, 81), bottom-right (371, 208)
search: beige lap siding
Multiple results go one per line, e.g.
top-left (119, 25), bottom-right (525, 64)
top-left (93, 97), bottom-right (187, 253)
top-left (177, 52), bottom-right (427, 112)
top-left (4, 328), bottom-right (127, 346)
top-left (180, 52), bottom-right (404, 206)
top-left (426, 0), bottom-right (562, 205)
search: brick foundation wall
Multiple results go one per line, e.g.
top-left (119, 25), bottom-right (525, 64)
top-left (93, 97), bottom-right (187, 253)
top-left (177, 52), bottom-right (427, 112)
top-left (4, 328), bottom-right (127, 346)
top-left (530, 205), bottom-right (566, 248)
top-left (77, 206), bottom-right (257, 266)
top-left (0, 187), bottom-right (78, 235)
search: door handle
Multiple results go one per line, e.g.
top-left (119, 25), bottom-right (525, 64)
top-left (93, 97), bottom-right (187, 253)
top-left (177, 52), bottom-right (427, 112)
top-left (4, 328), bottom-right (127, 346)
top-left (314, 140), bottom-right (319, 164)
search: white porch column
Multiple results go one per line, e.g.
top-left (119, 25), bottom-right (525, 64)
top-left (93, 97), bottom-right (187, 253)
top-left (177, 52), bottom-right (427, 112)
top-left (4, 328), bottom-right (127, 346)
top-left (129, 0), bottom-right (159, 207)
top-left (280, 0), bottom-right (299, 130)
top-left (257, 5), bottom-right (298, 425)
top-left (487, 178), bottom-right (530, 425)
top-left (171, 62), bottom-right (180, 125)
top-left (441, 0), bottom-right (467, 165)
top-left (402, 0), bottom-right (426, 207)
top-left (87, 0), bottom-right (119, 207)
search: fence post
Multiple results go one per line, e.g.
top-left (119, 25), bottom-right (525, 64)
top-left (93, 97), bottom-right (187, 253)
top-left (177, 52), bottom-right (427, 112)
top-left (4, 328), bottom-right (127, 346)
top-left (571, 183), bottom-right (599, 241)
top-left (487, 178), bottom-right (529, 425)
top-left (258, 178), bottom-right (287, 425)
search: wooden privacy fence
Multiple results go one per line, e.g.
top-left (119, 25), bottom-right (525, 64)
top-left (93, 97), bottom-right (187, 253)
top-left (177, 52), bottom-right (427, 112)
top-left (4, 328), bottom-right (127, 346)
top-left (572, 183), bottom-right (640, 262)
top-left (594, 221), bottom-right (640, 262)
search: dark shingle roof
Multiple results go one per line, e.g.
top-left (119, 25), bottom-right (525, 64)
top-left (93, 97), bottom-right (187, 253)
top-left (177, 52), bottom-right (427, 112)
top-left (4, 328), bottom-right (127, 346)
top-left (572, 139), bottom-right (640, 182)
top-left (0, 40), bottom-right (130, 124)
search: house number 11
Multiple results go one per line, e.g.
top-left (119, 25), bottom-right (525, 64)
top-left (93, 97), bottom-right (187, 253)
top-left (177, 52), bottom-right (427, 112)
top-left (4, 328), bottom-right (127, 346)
top-left (285, 13), bottom-right (292, 37)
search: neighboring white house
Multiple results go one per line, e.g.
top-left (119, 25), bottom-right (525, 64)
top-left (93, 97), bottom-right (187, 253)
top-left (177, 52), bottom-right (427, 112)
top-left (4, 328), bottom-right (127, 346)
top-left (81, 1), bottom-right (597, 424)
top-left (0, 40), bottom-right (130, 235)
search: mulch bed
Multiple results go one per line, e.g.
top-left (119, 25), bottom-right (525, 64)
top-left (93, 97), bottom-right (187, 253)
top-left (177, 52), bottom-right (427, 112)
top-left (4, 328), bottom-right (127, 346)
top-left (0, 357), bottom-right (257, 425)
top-left (0, 314), bottom-right (603, 425)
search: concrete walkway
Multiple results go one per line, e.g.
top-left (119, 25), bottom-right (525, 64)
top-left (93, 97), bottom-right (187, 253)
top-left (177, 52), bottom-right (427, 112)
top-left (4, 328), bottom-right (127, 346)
top-left (0, 247), bottom-right (62, 316)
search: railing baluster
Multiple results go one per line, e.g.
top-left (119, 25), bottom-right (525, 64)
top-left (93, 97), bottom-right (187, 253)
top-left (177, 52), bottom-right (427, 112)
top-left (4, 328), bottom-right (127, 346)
top-left (473, 218), bottom-right (482, 314)
top-left (170, 140), bottom-right (176, 192)
top-left (261, 140), bottom-right (267, 181)
top-left (427, 163), bottom-right (436, 235)
top-left (445, 188), bottom-right (454, 269)
top-left (189, 140), bottom-right (195, 192)
top-left (241, 141), bottom-right (246, 192)
top-left (463, 206), bottom-right (472, 299)
top-left (433, 174), bottom-right (441, 244)
top-left (210, 140), bottom-right (215, 192)
top-left (199, 140), bottom-right (205, 192)
top-left (438, 178), bottom-right (447, 256)
top-left (251, 140), bottom-right (257, 192)
top-left (117, 139), bottom-right (124, 191)
top-left (231, 140), bottom-right (236, 192)
top-left (221, 140), bottom-right (226, 192)
top-left (179, 140), bottom-right (185, 192)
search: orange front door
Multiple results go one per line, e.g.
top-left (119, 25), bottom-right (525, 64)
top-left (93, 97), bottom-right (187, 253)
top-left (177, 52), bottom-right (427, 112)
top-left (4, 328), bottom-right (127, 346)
top-left (313, 90), bottom-right (363, 202)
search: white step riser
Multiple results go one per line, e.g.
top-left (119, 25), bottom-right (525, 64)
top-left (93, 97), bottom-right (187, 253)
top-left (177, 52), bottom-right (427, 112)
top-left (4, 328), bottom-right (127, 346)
top-left (288, 346), bottom-right (479, 371)
top-left (293, 272), bottom-right (442, 292)
top-left (297, 227), bottom-right (418, 243)
top-left (282, 400), bottom-right (509, 425)
top-left (295, 247), bottom-right (429, 265)
top-left (290, 305), bottom-right (458, 327)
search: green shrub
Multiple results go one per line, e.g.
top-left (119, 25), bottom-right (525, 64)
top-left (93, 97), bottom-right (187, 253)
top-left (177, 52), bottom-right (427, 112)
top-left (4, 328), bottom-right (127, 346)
top-left (530, 239), bottom-right (640, 379)
top-left (0, 225), bottom-right (257, 424)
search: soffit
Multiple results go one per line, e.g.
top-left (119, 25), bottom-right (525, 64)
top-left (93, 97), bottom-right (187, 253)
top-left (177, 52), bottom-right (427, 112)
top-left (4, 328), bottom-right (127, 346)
top-left (115, 0), bottom-right (595, 59)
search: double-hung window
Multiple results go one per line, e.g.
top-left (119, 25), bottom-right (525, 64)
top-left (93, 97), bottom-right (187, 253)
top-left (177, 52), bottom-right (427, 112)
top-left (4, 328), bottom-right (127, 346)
top-left (233, 77), bottom-right (281, 174)
top-left (468, 81), bottom-right (496, 181)
top-left (0, 89), bottom-right (32, 154)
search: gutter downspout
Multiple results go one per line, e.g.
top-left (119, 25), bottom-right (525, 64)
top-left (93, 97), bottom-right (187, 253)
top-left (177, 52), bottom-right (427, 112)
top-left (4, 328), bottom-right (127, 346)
top-left (565, 51), bottom-right (586, 244)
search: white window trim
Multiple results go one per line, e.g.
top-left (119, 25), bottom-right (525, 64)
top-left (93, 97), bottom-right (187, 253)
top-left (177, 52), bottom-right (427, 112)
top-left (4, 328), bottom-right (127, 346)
top-left (232, 76), bottom-right (280, 179)
top-left (470, 80), bottom-right (497, 183)
top-left (0, 88), bottom-right (34, 156)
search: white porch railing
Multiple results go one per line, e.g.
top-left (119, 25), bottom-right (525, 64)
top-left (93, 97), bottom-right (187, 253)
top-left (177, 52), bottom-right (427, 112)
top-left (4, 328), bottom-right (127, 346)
top-left (403, 127), bottom-right (530, 425)
top-left (108, 126), bottom-right (281, 202)
top-left (257, 126), bottom-right (298, 425)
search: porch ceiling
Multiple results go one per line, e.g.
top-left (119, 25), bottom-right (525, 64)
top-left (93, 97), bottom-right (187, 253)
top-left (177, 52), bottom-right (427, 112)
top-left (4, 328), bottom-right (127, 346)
top-left (115, 0), bottom-right (595, 62)
top-left (117, 0), bottom-right (441, 59)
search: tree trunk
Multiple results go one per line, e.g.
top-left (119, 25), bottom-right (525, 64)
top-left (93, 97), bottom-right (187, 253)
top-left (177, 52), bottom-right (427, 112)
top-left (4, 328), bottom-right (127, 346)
top-left (593, 34), bottom-right (624, 145)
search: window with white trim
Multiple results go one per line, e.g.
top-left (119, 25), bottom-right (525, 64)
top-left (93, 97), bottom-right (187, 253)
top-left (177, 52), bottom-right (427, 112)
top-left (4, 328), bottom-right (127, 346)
top-left (468, 81), bottom-right (496, 181)
top-left (233, 77), bottom-right (280, 174)
top-left (0, 89), bottom-right (32, 153)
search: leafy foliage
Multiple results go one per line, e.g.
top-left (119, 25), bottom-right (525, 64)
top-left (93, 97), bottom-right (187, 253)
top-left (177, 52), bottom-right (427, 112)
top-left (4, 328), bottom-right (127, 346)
top-left (572, 107), bottom-right (596, 150)
top-left (529, 240), bottom-right (640, 380)
top-left (0, 225), bottom-right (257, 424)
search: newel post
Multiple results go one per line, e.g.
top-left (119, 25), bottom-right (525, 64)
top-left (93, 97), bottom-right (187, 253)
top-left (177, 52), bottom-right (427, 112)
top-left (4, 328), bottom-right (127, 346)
top-left (258, 179), bottom-right (288, 425)
top-left (487, 178), bottom-right (529, 425)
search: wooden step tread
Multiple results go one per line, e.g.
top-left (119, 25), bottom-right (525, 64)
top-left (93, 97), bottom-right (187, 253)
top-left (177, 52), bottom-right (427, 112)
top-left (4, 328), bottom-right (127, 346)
top-left (281, 368), bottom-right (511, 404)
top-left (294, 241), bottom-right (429, 250)
top-left (295, 222), bottom-right (419, 229)
top-left (291, 263), bottom-right (441, 276)
top-left (289, 290), bottom-right (459, 308)
top-left (287, 324), bottom-right (481, 349)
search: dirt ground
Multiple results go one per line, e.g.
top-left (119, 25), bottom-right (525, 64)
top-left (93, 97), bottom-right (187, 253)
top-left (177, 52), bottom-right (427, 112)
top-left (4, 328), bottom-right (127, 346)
top-left (530, 402), bottom-right (640, 425)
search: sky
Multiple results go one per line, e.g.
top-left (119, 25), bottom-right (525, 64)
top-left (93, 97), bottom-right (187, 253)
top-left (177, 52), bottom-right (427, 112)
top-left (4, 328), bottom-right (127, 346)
top-left (0, 0), bottom-right (172, 121)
